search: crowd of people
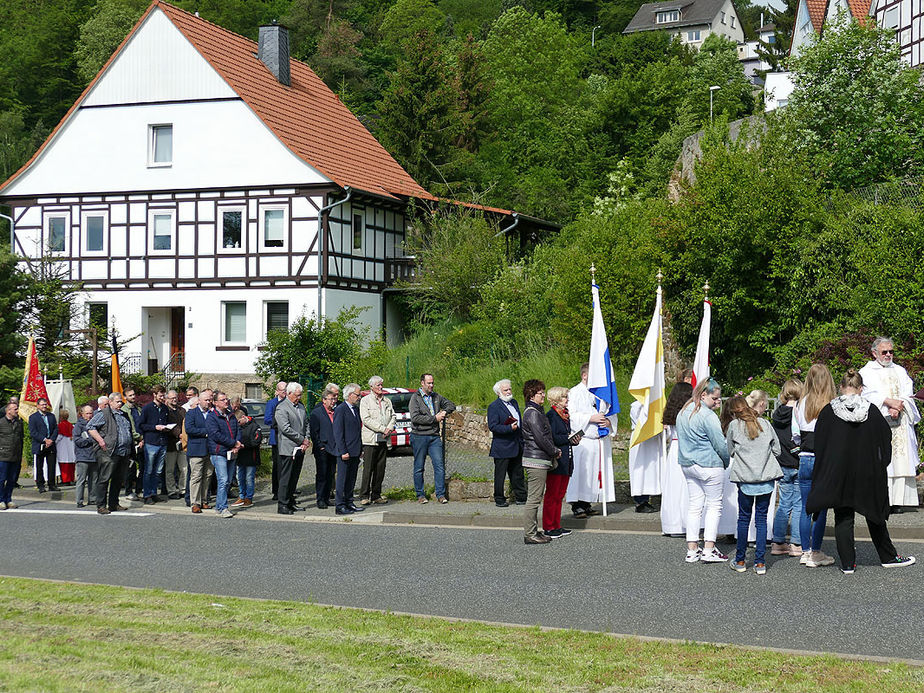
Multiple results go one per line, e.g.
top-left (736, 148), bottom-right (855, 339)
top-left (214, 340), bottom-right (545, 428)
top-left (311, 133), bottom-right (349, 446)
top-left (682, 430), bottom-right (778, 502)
top-left (0, 336), bottom-right (918, 575)
top-left (658, 337), bottom-right (918, 574)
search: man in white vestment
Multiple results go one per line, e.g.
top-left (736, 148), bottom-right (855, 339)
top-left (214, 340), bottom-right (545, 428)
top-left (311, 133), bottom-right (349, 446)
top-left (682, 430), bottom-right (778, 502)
top-left (859, 337), bottom-right (920, 512)
top-left (628, 400), bottom-right (660, 513)
top-left (567, 363), bottom-right (618, 517)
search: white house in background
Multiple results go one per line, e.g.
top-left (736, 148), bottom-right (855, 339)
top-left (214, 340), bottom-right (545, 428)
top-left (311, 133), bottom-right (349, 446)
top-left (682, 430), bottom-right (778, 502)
top-left (767, 0), bottom-right (872, 111)
top-left (870, 0), bottom-right (924, 65)
top-left (764, 71), bottom-right (796, 110)
top-left (623, 0), bottom-right (745, 47)
top-left (737, 22), bottom-right (777, 84)
top-left (0, 1), bottom-right (552, 392)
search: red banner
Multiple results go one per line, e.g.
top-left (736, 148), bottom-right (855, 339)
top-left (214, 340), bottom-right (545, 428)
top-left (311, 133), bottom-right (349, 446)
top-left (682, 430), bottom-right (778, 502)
top-left (20, 337), bottom-right (49, 406)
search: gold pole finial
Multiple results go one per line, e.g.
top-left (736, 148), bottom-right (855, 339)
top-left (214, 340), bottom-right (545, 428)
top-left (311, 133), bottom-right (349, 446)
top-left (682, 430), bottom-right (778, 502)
top-left (656, 269), bottom-right (663, 286)
top-left (590, 263), bottom-right (596, 283)
top-left (703, 281), bottom-right (710, 299)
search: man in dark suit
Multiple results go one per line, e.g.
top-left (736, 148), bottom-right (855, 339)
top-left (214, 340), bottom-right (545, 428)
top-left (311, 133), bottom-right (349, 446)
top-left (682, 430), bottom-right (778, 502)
top-left (29, 397), bottom-right (58, 493)
top-left (487, 379), bottom-right (526, 507)
top-left (309, 387), bottom-right (338, 509)
top-left (332, 383), bottom-right (363, 515)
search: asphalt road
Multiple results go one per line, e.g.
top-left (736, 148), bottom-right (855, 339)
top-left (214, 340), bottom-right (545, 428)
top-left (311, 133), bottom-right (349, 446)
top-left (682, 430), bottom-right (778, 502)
top-left (2, 504), bottom-right (922, 662)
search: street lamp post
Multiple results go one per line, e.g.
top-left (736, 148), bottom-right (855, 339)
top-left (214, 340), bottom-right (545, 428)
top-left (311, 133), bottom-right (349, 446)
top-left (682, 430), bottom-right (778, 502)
top-left (709, 85), bottom-right (721, 124)
top-left (592, 25), bottom-right (601, 47)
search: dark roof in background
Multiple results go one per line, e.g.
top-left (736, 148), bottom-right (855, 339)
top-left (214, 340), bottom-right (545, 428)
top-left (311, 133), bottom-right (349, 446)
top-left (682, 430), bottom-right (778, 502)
top-left (623, 0), bottom-right (729, 33)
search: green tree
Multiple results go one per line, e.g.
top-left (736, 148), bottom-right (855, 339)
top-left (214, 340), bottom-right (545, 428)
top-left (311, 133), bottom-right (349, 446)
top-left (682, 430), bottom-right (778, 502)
top-left (783, 12), bottom-right (924, 190)
top-left (680, 34), bottom-right (755, 127)
top-left (379, 0), bottom-right (445, 52)
top-left (480, 8), bottom-right (588, 220)
top-left (254, 307), bottom-right (368, 386)
top-left (376, 30), bottom-right (460, 190)
top-left (20, 256), bottom-right (84, 363)
top-left (74, 0), bottom-right (148, 84)
top-left (398, 210), bottom-right (505, 322)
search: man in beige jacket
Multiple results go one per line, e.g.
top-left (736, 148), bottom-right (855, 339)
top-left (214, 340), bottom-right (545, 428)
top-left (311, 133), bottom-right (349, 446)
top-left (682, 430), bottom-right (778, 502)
top-left (358, 376), bottom-right (396, 505)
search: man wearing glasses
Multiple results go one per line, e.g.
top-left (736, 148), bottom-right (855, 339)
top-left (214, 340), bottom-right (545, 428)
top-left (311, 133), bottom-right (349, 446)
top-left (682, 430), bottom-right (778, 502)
top-left (859, 337), bottom-right (921, 513)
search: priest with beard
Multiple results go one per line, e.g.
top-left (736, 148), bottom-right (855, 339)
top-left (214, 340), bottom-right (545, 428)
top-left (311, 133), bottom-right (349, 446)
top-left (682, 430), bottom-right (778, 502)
top-left (859, 337), bottom-right (921, 513)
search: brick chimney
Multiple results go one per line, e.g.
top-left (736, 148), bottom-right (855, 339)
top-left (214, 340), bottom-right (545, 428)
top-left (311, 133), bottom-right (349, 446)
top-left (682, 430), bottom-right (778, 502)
top-left (258, 23), bottom-right (290, 86)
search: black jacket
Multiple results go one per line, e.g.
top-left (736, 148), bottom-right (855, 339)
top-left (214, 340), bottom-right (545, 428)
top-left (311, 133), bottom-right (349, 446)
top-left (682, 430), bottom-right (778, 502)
top-left (807, 402), bottom-right (892, 523)
top-left (771, 404), bottom-right (800, 468)
top-left (309, 404), bottom-right (334, 456)
top-left (547, 408), bottom-right (573, 476)
top-left (522, 401), bottom-right (558, 461)
top-left (0, 414), bottom-right (24, 461)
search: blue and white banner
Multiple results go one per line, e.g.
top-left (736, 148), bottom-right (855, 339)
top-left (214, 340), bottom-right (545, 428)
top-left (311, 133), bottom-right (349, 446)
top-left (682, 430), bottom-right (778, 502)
top-left (588, 282), bottom-right (620, 436)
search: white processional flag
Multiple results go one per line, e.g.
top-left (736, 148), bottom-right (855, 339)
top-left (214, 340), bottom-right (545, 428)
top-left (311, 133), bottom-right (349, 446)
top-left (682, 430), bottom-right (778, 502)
top-left (628, 286), bottom-right (665, 447)
top-left (691, 298), bottom-right (711, 388)
top-left (588, 282), bottom-right (620, 436)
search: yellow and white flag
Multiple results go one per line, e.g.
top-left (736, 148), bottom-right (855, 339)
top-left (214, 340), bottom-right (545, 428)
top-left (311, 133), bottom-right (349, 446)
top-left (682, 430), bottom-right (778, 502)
top-left (628, 285), bottom-right (666, 447)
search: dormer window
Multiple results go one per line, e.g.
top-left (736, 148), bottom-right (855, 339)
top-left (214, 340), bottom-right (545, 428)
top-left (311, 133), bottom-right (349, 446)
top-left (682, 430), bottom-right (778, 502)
top-left (148, 124), bottom-right (172, 167)
top-left (721, 11), bottom-right (727, 24)
top-left (656, 10), bottom-right (680, 23)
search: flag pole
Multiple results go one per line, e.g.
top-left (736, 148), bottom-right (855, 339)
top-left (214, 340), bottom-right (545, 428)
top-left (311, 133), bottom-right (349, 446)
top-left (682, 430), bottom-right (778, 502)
top-left (658, 270), bottom-right (668, 485)
top-left (592, 263), bottom-right (606, 517)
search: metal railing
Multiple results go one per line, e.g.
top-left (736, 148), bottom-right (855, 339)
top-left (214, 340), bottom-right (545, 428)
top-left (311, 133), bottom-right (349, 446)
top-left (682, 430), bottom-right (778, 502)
top-left (121, 352), bottom-right (142, 375)
top-left (162, 351), bottom-right (185, 388)
top-left (385, 257), bottom-right (416, 283)
top-left (851, 175), bottom-right (924, 209)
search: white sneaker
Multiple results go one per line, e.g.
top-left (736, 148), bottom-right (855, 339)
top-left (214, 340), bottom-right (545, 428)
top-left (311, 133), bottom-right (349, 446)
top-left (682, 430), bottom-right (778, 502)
top-left (806, 550), bottom-right (835, 567)
top-left (799, 551), bottom-right (811, 565)
top-left (218, 508), bottom-right (234, 518)
top-left (701, 548), bottom-right (729, 563)
top-left (881, 555), bottom-right (916, 568)
top-left (685, 548), bottom-right (702, 563)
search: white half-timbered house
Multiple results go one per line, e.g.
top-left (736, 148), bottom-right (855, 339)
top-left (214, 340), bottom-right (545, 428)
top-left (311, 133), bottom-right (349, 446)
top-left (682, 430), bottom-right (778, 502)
top-left (0, 1), bottom-right (548, 392)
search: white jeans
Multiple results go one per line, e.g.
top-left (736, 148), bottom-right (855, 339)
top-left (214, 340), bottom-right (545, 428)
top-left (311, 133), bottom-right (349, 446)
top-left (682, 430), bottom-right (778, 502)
top-left (682, 465), bottom-right (725, 543)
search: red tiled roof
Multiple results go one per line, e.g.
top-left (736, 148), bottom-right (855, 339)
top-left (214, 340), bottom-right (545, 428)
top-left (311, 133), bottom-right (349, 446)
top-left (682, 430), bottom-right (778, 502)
top-left (1, 0), bottom-right (432, 201)
top-left (806, 0), bottom-right (828, 33)
top-left (846, 0), bottom-right (871, 23)
top-left (157, 2), bottom-right (430, 200)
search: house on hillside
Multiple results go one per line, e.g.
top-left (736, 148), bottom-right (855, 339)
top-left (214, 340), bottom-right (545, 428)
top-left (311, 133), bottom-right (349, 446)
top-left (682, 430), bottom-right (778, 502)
top-left (767, 0), bottom-right (872, 110)
top-left (623, 0), bottom-right (745, 47)
top-left (0, 0), bottom-right (553, 395)
top-left (790, 0), bottom-right (871, 56)
top-left (870, 0), bottom-right (924, 65)
top-left (737, 22), bottom-right (776, 85)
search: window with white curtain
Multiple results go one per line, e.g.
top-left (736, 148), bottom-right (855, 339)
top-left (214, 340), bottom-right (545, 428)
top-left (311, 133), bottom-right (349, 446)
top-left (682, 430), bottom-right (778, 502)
top-left (223, 302), bottom-right (247, 343)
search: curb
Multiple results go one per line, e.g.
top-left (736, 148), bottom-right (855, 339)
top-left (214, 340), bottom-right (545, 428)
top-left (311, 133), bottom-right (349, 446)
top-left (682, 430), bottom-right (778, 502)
top-left (10, 486), bottom-right (924, 541)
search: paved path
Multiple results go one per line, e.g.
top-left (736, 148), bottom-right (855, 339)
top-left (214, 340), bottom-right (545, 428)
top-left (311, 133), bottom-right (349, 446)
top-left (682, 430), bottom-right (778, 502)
top-left (2, 498), bottom-right (922, 662)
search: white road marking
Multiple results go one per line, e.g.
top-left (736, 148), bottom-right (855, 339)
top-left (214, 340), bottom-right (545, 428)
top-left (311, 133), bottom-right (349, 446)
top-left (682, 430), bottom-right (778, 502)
top-left (4, 509), bottom-right (153, 517)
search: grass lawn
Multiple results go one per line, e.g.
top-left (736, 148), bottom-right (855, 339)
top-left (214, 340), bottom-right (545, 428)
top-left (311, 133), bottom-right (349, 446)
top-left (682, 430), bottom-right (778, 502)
top-left (0, 578), bottom-right (921, 692)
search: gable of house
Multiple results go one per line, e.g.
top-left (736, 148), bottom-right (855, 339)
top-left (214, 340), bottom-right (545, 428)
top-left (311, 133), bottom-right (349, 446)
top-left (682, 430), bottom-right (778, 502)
top-left (1, 0), bottom-right (429, 203)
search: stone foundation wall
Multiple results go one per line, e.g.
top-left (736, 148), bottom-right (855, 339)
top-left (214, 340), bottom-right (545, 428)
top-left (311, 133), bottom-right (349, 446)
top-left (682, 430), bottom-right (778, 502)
top-left (187, 373), bottom-right (274, 399)
top-left (445, 406), bottom-right (491, 451)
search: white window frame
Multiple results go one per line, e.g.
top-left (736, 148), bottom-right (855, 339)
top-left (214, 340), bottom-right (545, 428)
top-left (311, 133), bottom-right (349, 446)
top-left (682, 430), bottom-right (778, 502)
top-left (687, 29), bottom-right (702, 41)
top-left (731, 16), bottom-right (736, 28)
top-left (351, 211), bottom-right (365, 255)
top-left (81, 210), bottom-right (108, 255)
top-left (263, 300), bottom-right (289, 339)
top-left (218, 206), bottom-right (246, 253)
top-left (147, 208), bottom-right (176, 254)
top-left (656, 10), bottom-right (680, 23)
top-left (148, 124), bottom-right (173, 168)
top-left (259, 205), bottom-right (287, 251)
top-left (44, 211), bottom-right (69, 255)
top-left (221, 301), bottom-right (247, 344)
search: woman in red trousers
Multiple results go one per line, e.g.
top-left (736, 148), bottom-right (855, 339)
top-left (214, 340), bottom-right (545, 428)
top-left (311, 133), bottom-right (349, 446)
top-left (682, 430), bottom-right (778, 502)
top-left (543, 387), bottom-right (575, 538)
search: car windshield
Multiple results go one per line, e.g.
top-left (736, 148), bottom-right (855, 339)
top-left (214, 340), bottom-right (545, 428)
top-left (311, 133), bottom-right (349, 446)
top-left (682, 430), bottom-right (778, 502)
top-left (388, 393), bottom-right (413, 414)
top-left (244, 401), bottom-right (266, 418)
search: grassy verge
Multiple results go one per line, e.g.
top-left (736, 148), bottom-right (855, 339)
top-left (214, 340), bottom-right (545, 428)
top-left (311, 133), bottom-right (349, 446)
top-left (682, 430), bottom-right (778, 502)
top-left (0, 577), bottom-right (920, 692)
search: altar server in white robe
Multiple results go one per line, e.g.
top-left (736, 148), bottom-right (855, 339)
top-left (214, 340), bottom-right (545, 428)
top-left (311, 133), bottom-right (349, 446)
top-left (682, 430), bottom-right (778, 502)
top-left (859, 337), bottom-right (921, 511)
top-left (629, 400), bottom-right (661, 512)
top-left (661, 376), bottom-right (694, 535)
top-left (567, 363), bottom-right (617, 516)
